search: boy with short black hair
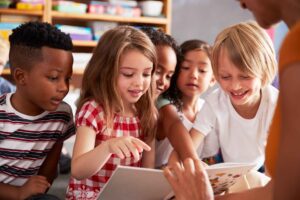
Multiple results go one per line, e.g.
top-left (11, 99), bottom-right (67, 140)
top-left (0, 21), bottom-right (75, 200)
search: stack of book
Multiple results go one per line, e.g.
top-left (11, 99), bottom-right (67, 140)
top-left (16, 0), bottom-right (45, 11)
top-left (56, 24), bottom-right (93, 41)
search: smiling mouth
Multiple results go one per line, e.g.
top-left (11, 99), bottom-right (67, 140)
top-left (231, 90), bottom-right (248, 99)
top-left (129, 89), bottom-right (143, 96)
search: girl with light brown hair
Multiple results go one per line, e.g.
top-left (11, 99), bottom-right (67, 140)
top-left (66, 26), bottom-right (157, 199)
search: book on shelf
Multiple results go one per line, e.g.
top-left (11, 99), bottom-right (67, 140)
top-left (97, 162), bottom-right (256, 200)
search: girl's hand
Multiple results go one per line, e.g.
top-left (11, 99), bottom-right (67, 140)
top-left (106, 136), bottom-right (151, 161)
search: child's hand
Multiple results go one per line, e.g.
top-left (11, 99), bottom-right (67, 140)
top-left (164, 158), bottom-right (214, 200)
top-left (18, 175), bottom-right (50, 199)
top-left (106, 136), bottom-right (151, 161)
top-left (168, 150), bottom-right (181, 167)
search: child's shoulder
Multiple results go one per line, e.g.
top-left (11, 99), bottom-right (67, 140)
top-left (263, 85), bottom-right (279, 105)
top-left (77, 99), bottom-right (105, 117)
top-left (46, 101), bottom-right (74, 122)
top-left (57, 101), bottom-right (74, 114)
top-left (80, 99), bottom-right (103, 111)
top-left (156, 96), bottom-right (171, 110)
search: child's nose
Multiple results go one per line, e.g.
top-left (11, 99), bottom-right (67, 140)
top-left (231, 79), bottom-right (242, 90)
top-left (134, 75), bottom-right (144, 86)
top-left (157, 76), bottom-right (166, 86)
top-left (58, 80), bottom-right (69, 93)
top-left (190, 68), bottom-right (198, 78)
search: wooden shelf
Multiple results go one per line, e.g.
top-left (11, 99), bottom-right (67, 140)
top-left (0, 8), bottom-right (43, 16)
top-left (51, 11), bottom-right (168, 25)
top-left (0, 0), bottom-right (172, 86)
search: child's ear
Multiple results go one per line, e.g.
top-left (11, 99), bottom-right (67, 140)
top-left (209, 75), bottom-right (216, 87)
top-left (13, 68), bottom-right (26, 85)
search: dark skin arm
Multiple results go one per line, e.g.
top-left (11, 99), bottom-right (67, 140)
top-left (0, 142), bottom-right (62, 200)
top-left (0, 176), bottom-right (50, 200)
top-left (38, 140), bottom-right (64, 185)
top-left (274, 63), bottom-right (300, 200)
top-left (158, 105), bottom-right (198, 161)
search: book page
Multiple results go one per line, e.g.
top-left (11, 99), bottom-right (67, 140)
top-left (206, 162), bottom-right (256, 194)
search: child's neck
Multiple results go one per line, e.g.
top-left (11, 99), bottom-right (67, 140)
top-left (11, 92), bottom-right (45, 116)
top-left (181, 95), bottom-right (200, 122)
top-left (119, 103), bottom-right (137, 117)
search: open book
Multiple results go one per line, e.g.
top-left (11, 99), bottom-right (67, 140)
top-left (205, 162), bottom-right (256, 194)
top-left (98, 162), bottom-right (256, 200)
top-left (98, 166), bottom-right (172, 200)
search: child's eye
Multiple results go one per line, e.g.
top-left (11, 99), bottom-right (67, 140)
top-left (181, 66), bottom-right (189, 70)
top-left (240, 76), bottom-right (250, 79)
top-left (143, 73), bottom-right (151, 77)
top-left (199, 69), bottom-right (207, 73)
top-left (122, 73), bottom-right (133, 77)
top-left (166, 74), bottom-right (173, 80)
top-left (48, 76), bottom-right (58, 81)
top-left (220, 76), bottom-right (230, 80)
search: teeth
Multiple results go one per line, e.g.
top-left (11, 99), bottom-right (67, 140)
top-left (233, 91), bottom-right (245, 96)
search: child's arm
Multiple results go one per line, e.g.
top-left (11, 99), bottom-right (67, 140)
top-left (38, 140), bottom-right (64, 184)
top-left (274, 63), bottom-right (300, 199)
top-left (141, 138), bottom-right (155, 168)
top-left (71, 126), bottom-right (151, 180)
top-left (0, 141), bottom-right (62, 199)
top-left (168, 128), bottom-right (206, 165)
top-left (0, 175), bottom-right (50, 200)
top-left (159, 105), bottom-right (199, 161)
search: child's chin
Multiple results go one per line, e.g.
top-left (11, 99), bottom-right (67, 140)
top-left (46, 105), bottom-right (59, 111)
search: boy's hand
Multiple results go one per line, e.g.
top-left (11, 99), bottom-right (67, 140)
top-left (106, 136), bottom-right (151, 162)
top-left (18, 175), bottom-right (50, 200)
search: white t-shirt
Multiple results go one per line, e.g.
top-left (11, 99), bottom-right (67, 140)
top-left (155, 98), bottom-right (204, 168)
top-left (193, 85), bottom-right (278, 169)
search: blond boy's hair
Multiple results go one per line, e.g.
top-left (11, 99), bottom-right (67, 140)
top-left (212, 21), bottom-right (277, 86)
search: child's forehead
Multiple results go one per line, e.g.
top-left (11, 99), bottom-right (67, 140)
top-left (32, 46), bottom-right (73, 70)
top-left (217, 57), bottom-right (250, 75)
top-left (41, 46), bottom-right (71, 56)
